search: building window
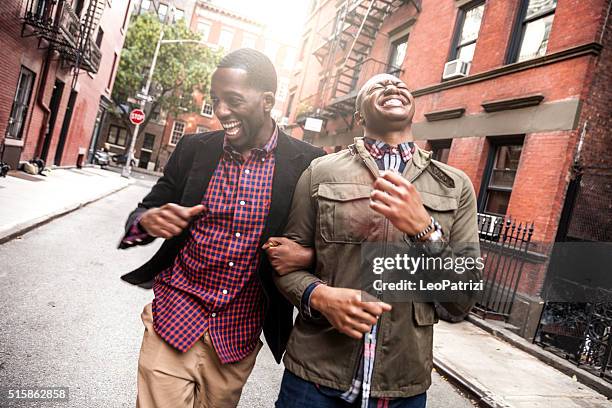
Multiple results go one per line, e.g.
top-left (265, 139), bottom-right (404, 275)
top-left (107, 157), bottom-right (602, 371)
top-left (7, 66), bottom-right (36, 140)
top-left (283, 48), bottom-right (296, 70)
top-left (430, 139), bottom-right (452, 164)
top-left (201, 101), bottom-right (214, 117)
top-left (196, 125), bottom-right (209, 134)
top-left (298, 35), bottom-right (309, 61)
top-left (219, 29), bottom-right (234, 51)
top-left (277, 78), bottom-right (290, 102)
top-left (285, 92), bottom-right (295, 117)
top-left (107, 52), bottom-right (118, 90)
top-left (140, 0), bottom-right (151, 14)
top-left (242, 33), bottom-right (257, 49)
top-left (170, 121), bottom-right (185, 145)
top-left (108, 125), bottom-right (128, 146)
top-left (480, 138), bottom-right (524, 216)
top-left (449, 1), bottom-right (485, 63)
top-left (95, 28), bottom-right (104, 47)
top-left (158, 3), bottom-right (168, 22)
top-left (197, 22), bottom-right (211, 41)
top-left (387, 35), bottom-right (408, 75)
top-left (508, 0), bottom-right (557, 63)
top-left (173, 8), bottom-right (184, 22)
top-left (265, 40), bottom-right (279, 62)
top-left (142, 133), bottom-right (155, 150)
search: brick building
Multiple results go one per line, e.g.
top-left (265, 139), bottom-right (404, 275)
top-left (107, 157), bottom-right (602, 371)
top-left (98, 0), bottom-right (298, 171)
top-left (0, 0), bottom-right (131, 170)
top-left (286, 0), bottom-right (610, 340)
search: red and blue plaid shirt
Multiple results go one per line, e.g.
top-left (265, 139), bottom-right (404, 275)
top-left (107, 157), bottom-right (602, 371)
top-left (149, 128), bottom-right (278, 363)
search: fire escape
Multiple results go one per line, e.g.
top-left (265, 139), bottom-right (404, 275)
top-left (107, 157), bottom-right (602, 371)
top-left (21, 0), bottom-right (106, 87)
top-left (306, 0), bottom-right (421, 122)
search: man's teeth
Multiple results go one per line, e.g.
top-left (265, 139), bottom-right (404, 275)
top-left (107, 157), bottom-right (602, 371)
top-left (223, 121), bottom-right (241, 135)
top-left (383, 98), bottom-right (403, 107)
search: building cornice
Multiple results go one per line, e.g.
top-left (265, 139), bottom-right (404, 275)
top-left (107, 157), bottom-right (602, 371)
top-left (412, 42), bottom-right (603, 97)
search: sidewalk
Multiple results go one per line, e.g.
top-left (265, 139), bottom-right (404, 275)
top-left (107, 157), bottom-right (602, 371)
top-left (434, 320), bottom-right (611, 408)
top-left (0, 167), bottom-right (131, 243)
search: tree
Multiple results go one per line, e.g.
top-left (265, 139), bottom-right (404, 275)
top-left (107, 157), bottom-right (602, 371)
top-left (110, 13), bottom-right (222, 146)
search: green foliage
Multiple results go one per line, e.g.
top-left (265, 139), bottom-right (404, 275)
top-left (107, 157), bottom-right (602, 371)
top-left (112, 13), bottom-right (222, 121)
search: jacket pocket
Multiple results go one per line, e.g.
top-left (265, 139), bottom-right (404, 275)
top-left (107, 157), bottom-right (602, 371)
top-left (317, 183), bottom-right (373, 244)
top-left (413, 301), bottom-right (438, 326)
top-left (420, 191), bottom-right (458, 234)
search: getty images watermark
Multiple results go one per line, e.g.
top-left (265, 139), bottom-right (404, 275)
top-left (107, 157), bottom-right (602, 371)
top-left (360, 242), bottom-right (485, 302)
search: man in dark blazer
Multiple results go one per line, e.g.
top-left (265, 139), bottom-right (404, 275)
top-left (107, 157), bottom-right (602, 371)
top-left (118, 49), bottom-right (324, 408)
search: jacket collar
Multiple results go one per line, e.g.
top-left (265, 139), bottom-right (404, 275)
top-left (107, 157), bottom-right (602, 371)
top-left (351, 136), bottom-right (431, 179)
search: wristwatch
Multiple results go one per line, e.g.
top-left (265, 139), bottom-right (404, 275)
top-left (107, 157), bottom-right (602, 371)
top-left (406, 217), bottom-right (447, 256)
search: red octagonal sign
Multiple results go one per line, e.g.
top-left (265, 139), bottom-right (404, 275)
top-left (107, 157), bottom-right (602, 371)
top-left (129, 108), bottom-right (145, 125)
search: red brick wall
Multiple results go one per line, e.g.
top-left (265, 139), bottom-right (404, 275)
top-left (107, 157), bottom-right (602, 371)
top-left (0, 0), bottom-right (129, 167)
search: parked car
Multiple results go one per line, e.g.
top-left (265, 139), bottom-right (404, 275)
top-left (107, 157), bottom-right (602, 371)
top-left (93, 149), bottom-right (110, 169)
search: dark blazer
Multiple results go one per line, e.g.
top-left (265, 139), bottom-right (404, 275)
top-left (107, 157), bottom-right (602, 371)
top-left (118, 129), bottom-right (325, 363)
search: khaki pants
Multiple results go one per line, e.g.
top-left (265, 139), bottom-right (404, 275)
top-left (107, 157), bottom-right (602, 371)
top-left (136, 303), bottom-right (262, 408)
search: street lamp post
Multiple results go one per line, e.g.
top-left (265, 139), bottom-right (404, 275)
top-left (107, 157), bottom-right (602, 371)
top-left (121, 30), bottom-right (208, 178)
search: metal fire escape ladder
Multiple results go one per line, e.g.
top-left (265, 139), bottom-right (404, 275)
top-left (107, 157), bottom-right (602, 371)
top-left (71, 0), bottom-right (106, 88)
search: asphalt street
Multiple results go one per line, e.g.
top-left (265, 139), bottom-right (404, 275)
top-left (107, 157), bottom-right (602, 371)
top-left (0, 175), bottom-right (476, 407)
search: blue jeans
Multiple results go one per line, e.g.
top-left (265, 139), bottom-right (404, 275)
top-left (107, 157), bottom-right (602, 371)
top-left (275, 370), bottom-right (427, 408)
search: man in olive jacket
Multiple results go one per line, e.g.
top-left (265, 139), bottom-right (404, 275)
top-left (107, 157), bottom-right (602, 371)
top-left (270, 74), bottom-right (481, 407)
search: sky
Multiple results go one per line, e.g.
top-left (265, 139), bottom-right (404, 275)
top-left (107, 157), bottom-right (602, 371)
top-left (210, 0), bottom-right (311, 42)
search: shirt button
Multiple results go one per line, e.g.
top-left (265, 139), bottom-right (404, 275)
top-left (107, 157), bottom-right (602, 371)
top-left (235, 232), bottom-right (241, 237)
top-left (222, 289), bottom-right (228, 295)
top-left (261, 158), bottom-right (265, 162)
top-left (239, 200), bottom-right (246, 206)
top-left (244, 169), bottom-right (250, 174)
top-left (211, 313), bottom-right (216, 317)
top-left (228, 261), bottom-right (234, 267)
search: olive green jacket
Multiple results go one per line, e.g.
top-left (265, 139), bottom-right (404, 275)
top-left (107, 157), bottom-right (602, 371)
top-left (273, 137), bottom-right (480, 398)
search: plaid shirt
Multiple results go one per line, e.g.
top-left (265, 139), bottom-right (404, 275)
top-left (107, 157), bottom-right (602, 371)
top-left (139, 128), bottom-right (278, 363)
top-left (308, 137), bottom-right (415, 407)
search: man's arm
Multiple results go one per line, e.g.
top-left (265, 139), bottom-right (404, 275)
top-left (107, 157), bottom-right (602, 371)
top-left (273, 165), bottom-right (391, 339)
top-left (370, 171), bottom-right (481, 318)
top-left (118, 136), bottom-right (203, 249)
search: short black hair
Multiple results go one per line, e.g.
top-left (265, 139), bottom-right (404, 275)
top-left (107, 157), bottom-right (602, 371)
top-left (217, 48), bottom-right (277, 93)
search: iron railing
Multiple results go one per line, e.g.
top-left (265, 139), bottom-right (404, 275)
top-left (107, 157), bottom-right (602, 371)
top-left (536, 294), bottom-right (612, 382)
top-left (473, 213), bottom-right (535, 319)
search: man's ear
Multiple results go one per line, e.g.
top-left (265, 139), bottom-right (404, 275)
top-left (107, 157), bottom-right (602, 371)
top-left (354, 111), bottom-right (365, 126)
top-left (262, 92), bottom-right (275, 112)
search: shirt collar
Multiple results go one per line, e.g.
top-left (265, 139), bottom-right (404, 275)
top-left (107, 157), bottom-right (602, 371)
top-left (223, 121), bottom-right (279, 161)
top-left (363, 137), bottom-right (415, 162)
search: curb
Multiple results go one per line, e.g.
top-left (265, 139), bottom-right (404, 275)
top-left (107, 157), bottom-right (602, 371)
top-left (466, 315), bottom-right (612, 399)
top-left (0, 183), bottom-right (130, 245)
top-left (433, 357), bottom-right (511, 408)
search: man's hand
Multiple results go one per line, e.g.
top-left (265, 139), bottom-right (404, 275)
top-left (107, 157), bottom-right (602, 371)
top-left (262, 237), bottom-right (314, 275)
top-left (369, 171), bottom-right (431, 236)
top-left (310, 285), bottom-right (392, 339)
top-left (139, 203), bottom-right (205, 239)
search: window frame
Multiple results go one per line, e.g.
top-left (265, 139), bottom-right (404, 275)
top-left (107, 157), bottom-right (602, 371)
top-left (506, 0), bottom-right (557, 64)
top-left (7, 66), bottom-right (36, 141)
top-left (169, 120), bottom-right (186, 146)
top-left (142, 133), bottom-right (155, 151)
top-left (448, 0), bottom-right (485, 62)
top-left (201, 101), bottom-right (214, 117)
top-left (387, 34), bottom-right (409, 75)
top-left (107, 125), bottom-right (128, 147)
top-left (478, 135), bottom-right (525, 216)
top-left (429, 139), bottom-right (452, 164)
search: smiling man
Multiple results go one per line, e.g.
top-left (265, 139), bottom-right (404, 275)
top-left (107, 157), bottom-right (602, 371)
top-left (270, 73), bottom-right (480, 407)
top-left (117, 49), bottom-right (324, 408)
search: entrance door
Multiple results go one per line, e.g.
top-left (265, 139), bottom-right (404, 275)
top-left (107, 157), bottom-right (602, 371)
top-left (40, 79), bottom-right (64, 162)
top-left (54, 89), bottom-right (77, 166)
top-left (138, 150), bottom-right (151, 169)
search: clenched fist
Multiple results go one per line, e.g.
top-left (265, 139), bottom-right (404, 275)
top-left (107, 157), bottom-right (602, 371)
top-left (139, 203), bottom-right (205, 239)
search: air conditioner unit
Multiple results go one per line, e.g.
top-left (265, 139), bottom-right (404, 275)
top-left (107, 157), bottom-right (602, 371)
top-left (279, 117), bottom-right (289, 126)
top-left (442, 59), bottom-right (470, 80)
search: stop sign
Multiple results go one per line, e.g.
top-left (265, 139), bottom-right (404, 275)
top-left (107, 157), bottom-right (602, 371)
top-left (129, 108), bottom-right (145, 125)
